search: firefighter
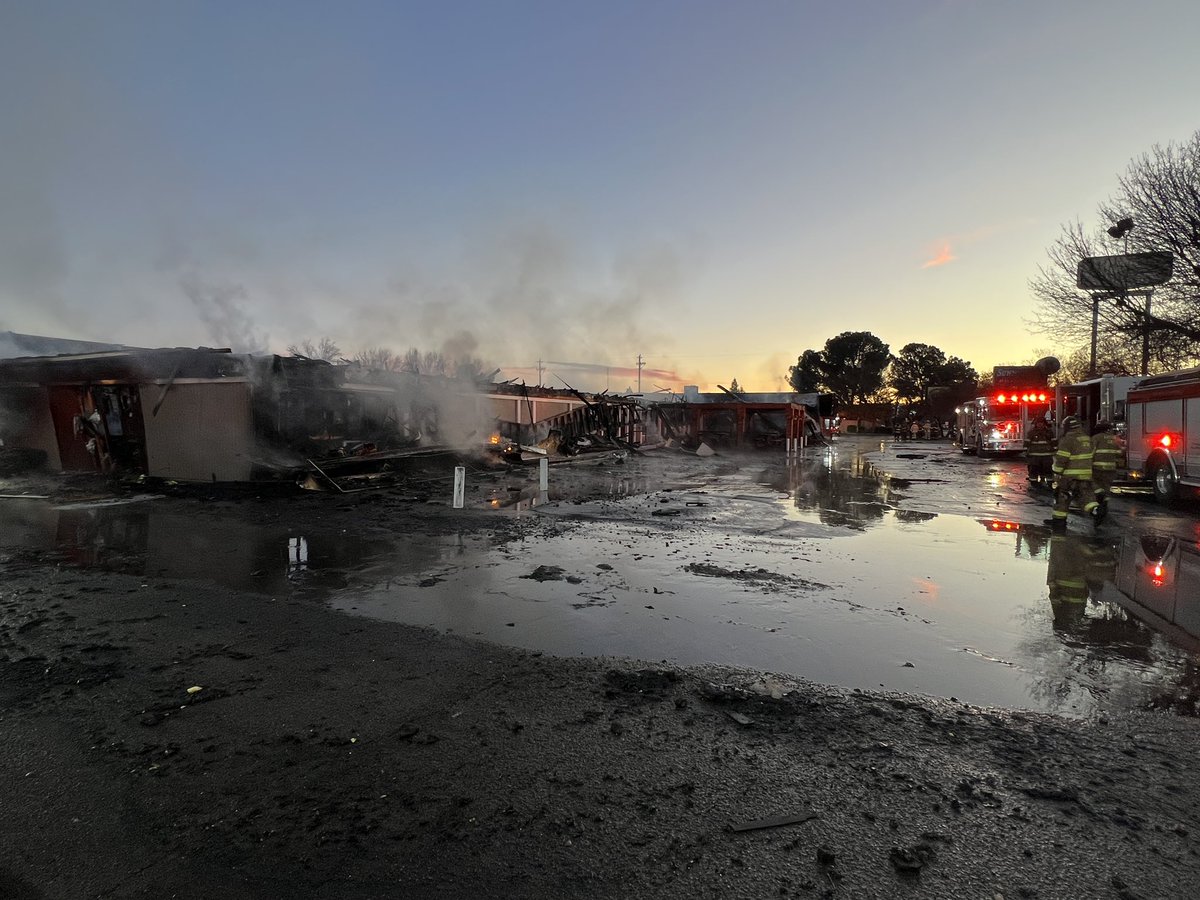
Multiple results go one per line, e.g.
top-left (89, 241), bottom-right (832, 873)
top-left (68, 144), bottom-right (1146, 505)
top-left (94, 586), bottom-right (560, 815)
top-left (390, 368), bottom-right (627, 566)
top-left (1045, 415), bottom-right (1099, 532)
top-left (1024, 417), bottom-right (1055, 488)
top-left (1090, 419), bottom-right (1121, 526)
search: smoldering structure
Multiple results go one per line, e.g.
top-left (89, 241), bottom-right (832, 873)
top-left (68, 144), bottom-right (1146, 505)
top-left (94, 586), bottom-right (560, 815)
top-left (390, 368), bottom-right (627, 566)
top-left (649, 385), bottom-right (828, 453)
top-left (0, 345), bottom-right (656, 485)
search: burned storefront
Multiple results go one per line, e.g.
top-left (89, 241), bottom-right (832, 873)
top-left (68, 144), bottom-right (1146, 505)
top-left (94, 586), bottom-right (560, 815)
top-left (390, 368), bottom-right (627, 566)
top-left (0, 347), bottom-right (653, 484)
top-left (649, 388), bottom-right (826, 453)
top-left (0, 348), bottom-right (499, 483)
top-left (484, 383), bottom-right (644, 456)
top-left (0, 348), bottom-right (251, 480)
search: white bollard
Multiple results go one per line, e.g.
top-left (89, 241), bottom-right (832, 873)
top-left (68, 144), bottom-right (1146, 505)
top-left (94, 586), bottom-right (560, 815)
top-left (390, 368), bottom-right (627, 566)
top-left (452, 466), bottom-right (466, 508)
top-left (538, 457), bottom-right (549, 492)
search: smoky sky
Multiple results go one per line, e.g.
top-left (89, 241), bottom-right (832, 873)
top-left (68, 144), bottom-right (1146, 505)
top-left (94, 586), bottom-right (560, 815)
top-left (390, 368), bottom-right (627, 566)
top-left (5, 2), bottom-right (1200, 389)
top-left (0, 2), bottom-right (697, 388)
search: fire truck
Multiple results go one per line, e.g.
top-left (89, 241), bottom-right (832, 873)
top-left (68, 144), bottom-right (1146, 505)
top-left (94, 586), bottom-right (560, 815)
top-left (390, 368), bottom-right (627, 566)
top-left (954, 365), bottom-right (1053, 457)
top-left (1124, 366), bottom-right (1200, 504)
top-left (1055, 374), bottom-right (1143, 431)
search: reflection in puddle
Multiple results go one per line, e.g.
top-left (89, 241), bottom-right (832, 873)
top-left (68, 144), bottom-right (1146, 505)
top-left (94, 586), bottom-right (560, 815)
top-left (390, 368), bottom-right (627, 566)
top-left (0, 501), bottom-right (448, 597)
top-left (761, 448), bottom-right (899, 531)
top-left (481, 471), bottom-right (653, 511)
top-left (288, 536), bottom-right (309, 576)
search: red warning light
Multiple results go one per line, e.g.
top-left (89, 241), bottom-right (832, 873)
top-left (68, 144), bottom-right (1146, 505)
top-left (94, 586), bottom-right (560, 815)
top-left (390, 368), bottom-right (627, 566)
top-left (1150, 562), bottom-right (1166, 587)
top-left (1159, 433), bottom-right (1174, 449)
top-left (996, 394), bottom-right (1007, 404)
top-left (1038, 393), bottom-right (1047, 401)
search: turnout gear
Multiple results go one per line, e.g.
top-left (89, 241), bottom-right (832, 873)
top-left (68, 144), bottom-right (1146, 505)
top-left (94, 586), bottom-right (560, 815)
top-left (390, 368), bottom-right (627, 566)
top-left (1090, 422), bottom-right (1121, 528)
top-left (1051, 418), bottom-right (1098, 528)
top-left (1025, 419), bottom-right (1056, 487)
top-left (1045, 533), bottom-right (1117, 633)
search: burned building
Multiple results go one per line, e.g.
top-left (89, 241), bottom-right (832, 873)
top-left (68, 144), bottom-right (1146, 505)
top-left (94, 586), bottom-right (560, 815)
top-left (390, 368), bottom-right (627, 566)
top-left (0, 348), bottom-right (501, 482)
top-left (650, 387), bottom-right (826, 452)
top-left (0, 346), bottom-right (651, 483)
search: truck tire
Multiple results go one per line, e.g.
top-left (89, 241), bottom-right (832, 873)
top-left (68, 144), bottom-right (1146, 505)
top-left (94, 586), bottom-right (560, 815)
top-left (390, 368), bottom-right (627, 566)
top-left (976, 435), bottom-right (992, 459)
top-left (1151, 460), bottom-right (1179, 506)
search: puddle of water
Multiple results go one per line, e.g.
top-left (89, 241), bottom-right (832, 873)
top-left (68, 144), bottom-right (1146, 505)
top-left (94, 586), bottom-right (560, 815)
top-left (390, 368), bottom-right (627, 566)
top-left (327, 507), bottom-right (1198, 717)
top-left (2, 443), bottom-right (1198, 718)
top-left (0, 500), bottom-right (448, 598)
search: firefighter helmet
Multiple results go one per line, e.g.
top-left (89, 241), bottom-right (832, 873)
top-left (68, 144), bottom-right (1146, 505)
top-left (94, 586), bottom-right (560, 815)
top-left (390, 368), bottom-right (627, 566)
top-left (1094, 419), bottom-right (1112, 433)
top-left (1061, 415), bottom-right (1081, 430)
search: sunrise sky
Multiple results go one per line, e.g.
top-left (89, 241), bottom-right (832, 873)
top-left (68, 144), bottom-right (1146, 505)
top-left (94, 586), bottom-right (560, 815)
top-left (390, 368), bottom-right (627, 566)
top-left (3, 0), bottom-right (1199, 391)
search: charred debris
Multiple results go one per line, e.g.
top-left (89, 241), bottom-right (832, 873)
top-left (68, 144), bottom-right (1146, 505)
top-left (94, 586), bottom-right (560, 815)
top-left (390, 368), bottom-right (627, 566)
top-left (0, 346), bottom-right (827, 493)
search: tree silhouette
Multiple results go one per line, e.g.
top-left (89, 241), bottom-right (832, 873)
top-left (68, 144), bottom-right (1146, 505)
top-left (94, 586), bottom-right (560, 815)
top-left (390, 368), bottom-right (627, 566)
top-left (1030, 130), bottom-right (1200, 372)
top-left (287, 337), bottom-right (342, 361)
top-left (889, 343), bottom-right (977, 406)
top-left (789, 332), bottom-right (892, 408)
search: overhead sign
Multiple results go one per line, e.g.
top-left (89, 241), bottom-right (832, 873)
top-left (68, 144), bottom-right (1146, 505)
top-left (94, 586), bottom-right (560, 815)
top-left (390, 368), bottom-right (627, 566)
top-left (1077, 252), bottom-right (1174, 291)
top-left (993, 365), bottom-right (1048, 389)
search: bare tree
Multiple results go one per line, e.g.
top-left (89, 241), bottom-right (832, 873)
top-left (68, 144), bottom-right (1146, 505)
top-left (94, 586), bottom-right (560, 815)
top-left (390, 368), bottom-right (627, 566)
top-left (396, 349), bottom-right (448, 376)
top-left (353, 347), bottom-right (401, 371)
top-left (348, 345), bottom-right (493, 380)
top-left (287, 337), bottom-right (342, 362)
top-left (1030, 132), bottom-right (1200, 373)
top-left (1048, 338), bottom-right (1140, 385)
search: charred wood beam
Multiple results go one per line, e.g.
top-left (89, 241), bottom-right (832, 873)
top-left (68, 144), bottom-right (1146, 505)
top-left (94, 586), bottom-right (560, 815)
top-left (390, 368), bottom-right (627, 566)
top-left (151, 364), bottom-right (183, 418)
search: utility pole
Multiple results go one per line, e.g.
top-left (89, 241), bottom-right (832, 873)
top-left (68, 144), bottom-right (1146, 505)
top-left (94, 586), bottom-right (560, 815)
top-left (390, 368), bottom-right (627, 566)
top-left (536, 359), bottom-right (544, 387)
top-left (636, 354), bottom-right (645, 393)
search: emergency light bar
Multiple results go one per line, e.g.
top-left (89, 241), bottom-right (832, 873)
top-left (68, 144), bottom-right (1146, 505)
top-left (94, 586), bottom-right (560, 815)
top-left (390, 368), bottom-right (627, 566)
top-left (992, 392), bottom-right (1048, 404)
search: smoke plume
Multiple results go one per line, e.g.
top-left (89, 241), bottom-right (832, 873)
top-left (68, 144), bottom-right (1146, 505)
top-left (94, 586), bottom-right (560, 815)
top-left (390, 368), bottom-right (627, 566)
top-left (180, 274), bottom-right (269, 354)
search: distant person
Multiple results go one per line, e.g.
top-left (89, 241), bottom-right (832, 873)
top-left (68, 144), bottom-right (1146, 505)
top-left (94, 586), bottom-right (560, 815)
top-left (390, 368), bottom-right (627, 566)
top-left (909, 421), bottom-right (920, 440)
top-left (1090, 420), bottom-right (1121, 525)
top-left (1024, 418), bottom-right (1055, 488)
top-left (1046, 416), bottom-right (1099, 532)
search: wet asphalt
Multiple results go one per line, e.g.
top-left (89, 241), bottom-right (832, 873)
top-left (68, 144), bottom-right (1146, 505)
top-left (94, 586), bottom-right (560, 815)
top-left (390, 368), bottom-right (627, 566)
top-left (1, 441), bottom-right (1199, 898)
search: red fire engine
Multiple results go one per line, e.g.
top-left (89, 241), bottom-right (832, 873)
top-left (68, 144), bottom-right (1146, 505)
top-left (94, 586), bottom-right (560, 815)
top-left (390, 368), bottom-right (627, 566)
top-left (1124, 366), bottom-right (1200, 504)
top-left (955, 366), bottom-right (1053, 458)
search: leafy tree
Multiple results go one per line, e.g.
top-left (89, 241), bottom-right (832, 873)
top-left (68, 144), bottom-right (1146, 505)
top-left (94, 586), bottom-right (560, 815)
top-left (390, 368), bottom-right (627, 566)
top-left (788, 331), bottom-right (892, 407)
top-left (1030, 130), bottom-right (1200, 373)
top-left (287, 337), bottom-right (342, 361)
top-left (787, 349), bottom-right (825, 393)
top-left (889, 343), bottom-right (977, 405)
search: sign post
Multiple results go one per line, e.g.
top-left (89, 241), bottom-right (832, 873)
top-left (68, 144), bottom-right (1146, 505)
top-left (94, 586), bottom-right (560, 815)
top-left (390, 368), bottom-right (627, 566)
top-left (452, 466), bottom-right (466, 508)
